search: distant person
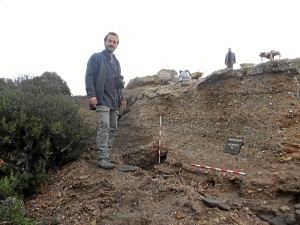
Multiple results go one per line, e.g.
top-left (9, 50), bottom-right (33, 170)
top-left (178, 70), bottom-right (191, 81)
top-left (225, 48), bottom-right (236, 69)
top-left (85, 31), bottom-right (126, 170)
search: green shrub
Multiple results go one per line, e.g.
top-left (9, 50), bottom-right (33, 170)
top-left (0, 173), bottom-right (21, 200)
top-left (0, 73), bottom-right (93, 196)
top-left (0, 197), bottom-right (37, 225)
top-left (16, 72), bottom-right (71, 96)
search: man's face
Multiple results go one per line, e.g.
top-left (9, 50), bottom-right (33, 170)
top-left (105, 35), bottom-right (119, 53)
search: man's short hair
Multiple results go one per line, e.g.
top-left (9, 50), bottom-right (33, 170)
top-left (104, 32), bottom-right (119, 44)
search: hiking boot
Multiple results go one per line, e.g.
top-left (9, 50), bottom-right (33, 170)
top-left (99, 159), bottom-right (115, 170)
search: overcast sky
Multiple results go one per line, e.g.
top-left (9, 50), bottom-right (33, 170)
top-left (1, 0), bottom-right (299, 96)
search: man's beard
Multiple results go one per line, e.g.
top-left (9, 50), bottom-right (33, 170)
top-left (106, 46), bottom-right (115, 53)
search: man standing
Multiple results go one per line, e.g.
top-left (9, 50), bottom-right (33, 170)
top-left (225, 48), bottom-right (236, 69)
top-left (85, 32), bottom-right (126, 170)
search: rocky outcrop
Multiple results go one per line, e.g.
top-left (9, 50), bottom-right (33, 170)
top-left (126, 69), bottom-right (178, 89)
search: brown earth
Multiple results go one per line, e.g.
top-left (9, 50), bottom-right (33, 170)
top-left (25, 59), bottom-right (300, 225)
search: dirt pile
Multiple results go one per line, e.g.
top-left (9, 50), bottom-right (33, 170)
top-left (25, 59), bottom-right (300, 225)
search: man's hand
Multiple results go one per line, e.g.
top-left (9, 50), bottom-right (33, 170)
top-left (121, 101), bottom-right (126, 110)
top-left (88, 97), bottom-right (97, 108)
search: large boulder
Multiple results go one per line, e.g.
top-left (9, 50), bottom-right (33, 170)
top-left (126, 69), bottom-right (178, 89)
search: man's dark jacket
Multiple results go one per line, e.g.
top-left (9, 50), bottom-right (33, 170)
top-left (85, 50), bottom-right (124, 109)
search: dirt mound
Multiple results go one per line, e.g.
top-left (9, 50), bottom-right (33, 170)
top-left (25, 59), bottom-right (300, 225)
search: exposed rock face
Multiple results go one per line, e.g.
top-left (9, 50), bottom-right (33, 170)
top-left (114, 59), bottom-right (300, 224)
top-left (119, 59), bottom-right (300, 168)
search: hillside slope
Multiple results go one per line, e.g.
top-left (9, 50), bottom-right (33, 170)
top-left (25, 59), bottom-right (300, 225)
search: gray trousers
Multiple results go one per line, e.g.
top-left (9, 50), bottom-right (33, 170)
top-left (96, 105), bottom-right (119, 160)
top-left (227, 63), bottom-right (233, 69)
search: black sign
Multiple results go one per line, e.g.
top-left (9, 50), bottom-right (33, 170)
top-left (224, 137), bottom-right (244, 155)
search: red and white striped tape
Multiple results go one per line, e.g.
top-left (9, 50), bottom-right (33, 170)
top-left (158, 116), bottom-right (162, 164)
top-left (191, 163), bottom-right (246, 176)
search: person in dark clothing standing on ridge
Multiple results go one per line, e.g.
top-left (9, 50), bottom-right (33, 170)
top-left (85, 31), bottom-right (126, 170)
top-left (225, 48), bottom-right (236, 69)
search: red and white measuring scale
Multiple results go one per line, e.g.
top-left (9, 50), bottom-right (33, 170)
top-left (191, 163), bottom-right (246, 175)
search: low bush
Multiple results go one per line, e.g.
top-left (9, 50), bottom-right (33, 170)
top-left (0, 197), bottom-right (37, 225)
top-left (0, 72), bottom-right (93, 197)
